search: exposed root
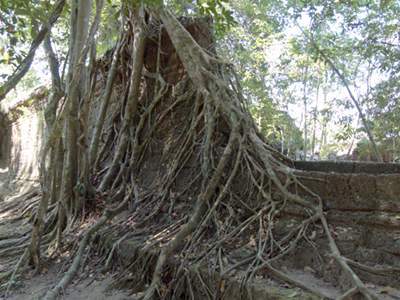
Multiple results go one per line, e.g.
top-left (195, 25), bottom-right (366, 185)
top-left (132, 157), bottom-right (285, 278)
top-left (320, 214), bottom-right (379, 300)
top-left (1, 7), bottom-right (395, 300)
top-left (259, 262), bottom-right (330, 299)
top-left (4, 249), bottom-right (29, 295)
top-left (43, 195), bottom-right (130, 300)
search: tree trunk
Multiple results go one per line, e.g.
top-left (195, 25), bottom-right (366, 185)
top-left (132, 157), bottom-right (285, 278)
top-left (311, 70), bottom-right (320, 156)
top-left (89, 13), bottom-right (125, 167)
top-left (99, 6), bottom-right (146, 191)
top-left (302, 63), bottom-right (309, 160)
top-left (319, 69), bottom-right (328, 151)
top-left (310, 42), bottom-right (383, 162)
top-left (60, 0), bottom-right (92, 226)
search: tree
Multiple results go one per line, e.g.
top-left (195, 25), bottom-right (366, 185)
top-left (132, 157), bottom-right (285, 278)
top-left (0, 1), bottom-right (393, 300)
top-left (0, 0), bottom-right (66, 101)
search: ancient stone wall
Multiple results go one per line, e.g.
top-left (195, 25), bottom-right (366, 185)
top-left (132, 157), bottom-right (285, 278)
top-left (294, 160), bottom-right (400, 174)
top-left (0, 90), bottom-right (46, 181)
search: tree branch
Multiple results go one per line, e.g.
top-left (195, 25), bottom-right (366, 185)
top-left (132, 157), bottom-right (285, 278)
top-left (0, 0), bottom-right (66, 102)
top-left (298, 25), bottom-right (383, 162)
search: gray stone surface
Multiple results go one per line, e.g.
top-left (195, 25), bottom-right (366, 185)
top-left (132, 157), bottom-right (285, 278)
top-left (294, 160), bottom-right (400, 174)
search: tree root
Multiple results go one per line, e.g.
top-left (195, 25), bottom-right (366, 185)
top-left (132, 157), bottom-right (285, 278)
top-left (142, 126), bottom-right (239, 300)
top-left (133, 8), bottom-right (384, 300)
top-left (260, 262), bottom-right (331, 299)
top-left (4, 249), bottom-right (29, 295)
top-left (2, 7), bottom-right (395, 300)
top-left (320, 214), bottom-right (379, 300)
top-left (43, 196), bottom-right (130, 300)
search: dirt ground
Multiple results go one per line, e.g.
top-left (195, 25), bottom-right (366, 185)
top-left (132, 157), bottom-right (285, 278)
top-left (1, 167), bottom-right (400, 300)
top-left (0, 170), bottom-right (132, 300)
top-left (3, 268), bottom-right (131, 300)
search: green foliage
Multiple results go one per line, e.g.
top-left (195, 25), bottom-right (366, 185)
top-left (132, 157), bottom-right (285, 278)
top-left (196, 0), bottom-right (235, 32)
top-left (251, 102), bottom-right (303, 155)
top-left (335, 118), bottom-right (355, 142)
top-left (220, 0), bottom-right (400, 159)
top-left (96, 0), bottom-right (121, 56)
top-left (164, 0), bottom-right (235, 35)
top-left (0, 0), bottom-right (48, 67)
top-left (2, 0), bottom-right (399, 160)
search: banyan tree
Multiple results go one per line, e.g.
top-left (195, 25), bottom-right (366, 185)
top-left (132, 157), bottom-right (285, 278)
top-left (0, 1), bottom-right (398, 300)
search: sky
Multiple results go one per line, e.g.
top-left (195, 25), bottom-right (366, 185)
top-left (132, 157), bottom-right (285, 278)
top-left (0, 8), bottom-right (375, 157)
top-left (262, 14), bottom-right (365, 155)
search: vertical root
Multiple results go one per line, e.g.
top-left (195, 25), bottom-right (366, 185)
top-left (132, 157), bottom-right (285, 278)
top-left (43, 196), bottom-right (130, 300)
top-left (142, 127), bottom-right (238, 300)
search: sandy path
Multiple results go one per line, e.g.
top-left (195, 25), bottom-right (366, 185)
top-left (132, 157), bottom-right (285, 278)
top-left (0, 171), bottom-right (131, 300)
top-left (5, 267), bottom-right (131, 300)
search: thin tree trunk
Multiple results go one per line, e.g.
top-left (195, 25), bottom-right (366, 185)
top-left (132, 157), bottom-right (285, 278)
top-left (302, 63), bottom-right (309, 160)
top-left (99, 6), bottom-right (146, 191)
top-left (89, 12), bottom-right (125, 166)
top-left (77, 0), bottom-right (105, 197)
top-left (28, 32), bottom-right (64, 271)
top-left (62, 0), bottom-right (92, 216)
top-left (311, 70), bottom-right (320, 156)
top-left (79, 41), bottom-right (97, 196)
top-left (310, 42), bottom-right (383, 162)
top-left (319, 68), bottom-right (329, 150)
top-left (43, 34), bottom-right (63, 135)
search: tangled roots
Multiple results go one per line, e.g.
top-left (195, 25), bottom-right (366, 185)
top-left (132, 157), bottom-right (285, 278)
top-left (0, 9), bottom-right (383, 300)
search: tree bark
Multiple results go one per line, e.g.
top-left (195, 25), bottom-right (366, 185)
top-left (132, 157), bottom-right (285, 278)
top-left (89, 11), bottom-right (126, 167)
top-left (302, 63), bottom-right (309, 160)
top-left (62, 0), bottom-right (92, 216)
top-left (99, 6), bottom-right (146, 190)
top-left (43, 34), bottom-right (63, 135)
top-left (311, 69), bottom-right (320, 156)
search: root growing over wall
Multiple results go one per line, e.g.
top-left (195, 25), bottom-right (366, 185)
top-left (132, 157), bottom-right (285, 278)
top-left (1, 7), bottom-right (397, 300)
